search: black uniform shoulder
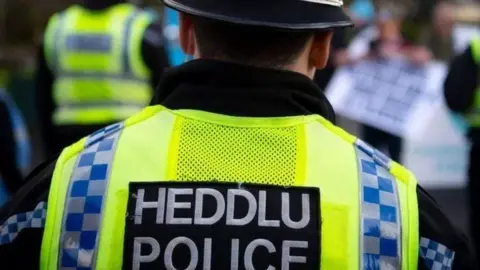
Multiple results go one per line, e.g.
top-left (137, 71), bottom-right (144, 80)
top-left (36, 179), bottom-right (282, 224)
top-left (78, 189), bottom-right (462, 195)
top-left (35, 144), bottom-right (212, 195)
top-left (0, 157), bottom-right (56, 222)
top-left (417, 185), bottom-right (477, 269)
top-left (0, 156), bottom-right (56, 269)
top-left (444, 45), bottom-right (478, 113)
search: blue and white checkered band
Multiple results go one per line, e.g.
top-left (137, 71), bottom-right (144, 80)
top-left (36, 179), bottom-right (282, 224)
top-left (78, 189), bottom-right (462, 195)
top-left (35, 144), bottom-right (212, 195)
top-left (420, 237), bottom-right (455, 270)
top-left (355, 139), bottom-right (401, 269)
top-left (0, 202), bottom-right (47, 245)
top-left (58, 123), bottom-right (123, 269)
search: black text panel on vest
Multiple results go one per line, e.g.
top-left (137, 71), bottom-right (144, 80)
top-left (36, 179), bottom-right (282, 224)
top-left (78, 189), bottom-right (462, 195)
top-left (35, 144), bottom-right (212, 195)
top-left (123, 182), bottom-right (321, 270)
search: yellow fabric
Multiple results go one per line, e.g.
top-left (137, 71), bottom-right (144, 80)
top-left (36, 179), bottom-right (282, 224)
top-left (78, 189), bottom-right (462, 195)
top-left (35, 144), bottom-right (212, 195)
top-left (314, 117), bottom-right (419, 270)
top-left (465, 37), bottom-right (480, 126)
top-left (43, 4), bottom-right (153, 125)
top-left (96, 108), bottom-right (175, 269)
top-left (129, 14), bottom-right (152, 79)
top-left (303, 120), bottom-right (359, 269)
top-left (168, 117), bottom-right (300, 185)
top-left (472, 37), bottom-right (480, 64)
top-left (40, 140), bottom-right (86, 270)
top-left (42, 106), bottom-right (420, 270)
top-left (53, 105), bottom-right (146, 125)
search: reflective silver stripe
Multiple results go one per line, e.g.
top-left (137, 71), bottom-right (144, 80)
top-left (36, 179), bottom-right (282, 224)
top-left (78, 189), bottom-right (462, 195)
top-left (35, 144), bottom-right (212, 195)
top-left (0, 202), bottom-right (47, 245)
top-left (58, 101), bottom-right (145, 108)
top-left (51, 12), bottom-right (67, 72)
top-left (56, 71), bottom-right (149, 83)
top-left (58, 123), bottom-right (123, 269)
top-left (122, 9), bottom-right (140, 75)
top-left (64, 34), bottom-right (113, 53)
top-left (355, 139), bottom-right (402, 270)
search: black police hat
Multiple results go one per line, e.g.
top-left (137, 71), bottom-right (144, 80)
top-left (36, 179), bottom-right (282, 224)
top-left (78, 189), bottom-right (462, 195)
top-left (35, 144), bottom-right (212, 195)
top-left (164, 0), bottom-right (353, 30)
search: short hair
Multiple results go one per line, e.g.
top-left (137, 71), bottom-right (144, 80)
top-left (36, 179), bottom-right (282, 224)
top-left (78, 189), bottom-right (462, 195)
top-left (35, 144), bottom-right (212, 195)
top-left (191, 16), bottom-right (314, 68)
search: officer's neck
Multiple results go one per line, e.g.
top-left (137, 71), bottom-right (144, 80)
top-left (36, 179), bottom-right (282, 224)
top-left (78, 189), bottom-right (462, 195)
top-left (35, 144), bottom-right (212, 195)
top-left (83, 0), bottom-right (125, 10)
top-left (194, 56), bottom-right (316, 79)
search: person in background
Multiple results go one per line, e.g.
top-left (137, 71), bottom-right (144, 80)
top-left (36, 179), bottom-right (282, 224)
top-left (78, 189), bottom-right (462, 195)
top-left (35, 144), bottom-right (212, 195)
top-left (444, 35), bottom-right (480, 260)
top-left (361, 8), bottom-right (432, 162)
top-left (35, 0), bottom-right (169, 158)
top-left (348, 0), bottom-right (375, 28)
top-left (420, 0), bottom-right (456, 61)
top-left (314, 0), bottom-right (376, 91)
top-left (0, 70), bottom-right (30, 207)
top-left (163, 7), bottom-right (193, 66)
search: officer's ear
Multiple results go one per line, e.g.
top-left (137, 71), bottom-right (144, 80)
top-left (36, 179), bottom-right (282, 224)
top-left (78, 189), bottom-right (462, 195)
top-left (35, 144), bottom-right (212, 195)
top-left (309, 31), bottom-right (333, 69)
top-left (179, 13), bottom-right (196, 55)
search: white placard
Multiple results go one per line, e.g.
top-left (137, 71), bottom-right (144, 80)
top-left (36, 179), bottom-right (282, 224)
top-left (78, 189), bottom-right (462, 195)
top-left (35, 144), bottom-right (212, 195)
top-left (326, 58), bottom-right (443, 138)
top-left (326, 59), bottom-right (469, 188)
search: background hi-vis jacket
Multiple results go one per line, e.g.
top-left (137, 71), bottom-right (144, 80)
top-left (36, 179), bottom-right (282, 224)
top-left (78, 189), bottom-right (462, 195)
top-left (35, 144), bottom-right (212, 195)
top-left (465, 37), bottom-right (480, 127)
top-left (43, 3), bottom-right (153, 125)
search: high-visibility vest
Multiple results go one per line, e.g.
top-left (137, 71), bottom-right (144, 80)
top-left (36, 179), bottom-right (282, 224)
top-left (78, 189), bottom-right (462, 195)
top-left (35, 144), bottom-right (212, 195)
top-left (0, 89), bottom-right (31, 206)
top-left (465, 37), bottom-right (480, 126)
top-left (41, 107), bottom-right (419, 270)
top-left (43, 4), bottom-right (153, 126)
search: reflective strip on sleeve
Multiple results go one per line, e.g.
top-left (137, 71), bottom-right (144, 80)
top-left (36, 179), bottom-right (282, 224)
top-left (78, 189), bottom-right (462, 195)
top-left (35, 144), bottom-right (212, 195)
top-left (49, 12), bottom-right (67, 73)
top-left (58, 123), bottom-right (123, 269)
top-left (56, 70), bottom-right (149, 83)
top-left (64, 34), bottom-right (113, 53)
top-left (419, 237), bottom-right (455, 270)
top-left (122, 10), bottom-right (140, 76)
top-left (356, 140), bottom-right (402, 270)
top-left (0, 202), bottom-right (47, 245)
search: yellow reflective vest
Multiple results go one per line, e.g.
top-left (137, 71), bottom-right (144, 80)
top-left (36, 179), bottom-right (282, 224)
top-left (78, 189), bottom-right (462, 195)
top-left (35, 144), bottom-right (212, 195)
top-left (43, 4), bottom-right (153, 126)
top-left (41, 106), bottom-right (419, 269)
top-left (466, 37), bottom-right (480, 126)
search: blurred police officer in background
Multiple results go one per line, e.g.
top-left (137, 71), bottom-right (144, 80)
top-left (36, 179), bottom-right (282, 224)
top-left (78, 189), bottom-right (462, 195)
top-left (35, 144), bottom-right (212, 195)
top-left (35, 0), bottom-right (169, 158)
top-left (0, 70), bottom-right (30, 208)
top-left (444, 35), bottom-right (480, 260)
top-left (0, 0), bottom-right (475, 269)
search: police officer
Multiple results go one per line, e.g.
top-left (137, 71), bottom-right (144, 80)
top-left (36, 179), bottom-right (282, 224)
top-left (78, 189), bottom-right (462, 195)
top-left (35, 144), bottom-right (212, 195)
top-left (35, 0), bottom-right (169, 158)
top-left (444, 36), bottom-right (480, 261)
top-left (1, 0), bottom-right (475, 269)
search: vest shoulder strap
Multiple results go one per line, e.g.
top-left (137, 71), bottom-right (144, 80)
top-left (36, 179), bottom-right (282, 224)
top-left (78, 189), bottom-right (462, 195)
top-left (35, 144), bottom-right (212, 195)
top-left (471, 37), bottom-right (480, 64)
top-left (315, 116), bottom-right (416, 186)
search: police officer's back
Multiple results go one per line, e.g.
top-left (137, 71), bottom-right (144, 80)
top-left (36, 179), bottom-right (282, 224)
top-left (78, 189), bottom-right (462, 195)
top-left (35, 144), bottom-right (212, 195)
top-left (35, 0), bottom-right (170, 158)
top-left (1, 0), bottom-right (475, 269)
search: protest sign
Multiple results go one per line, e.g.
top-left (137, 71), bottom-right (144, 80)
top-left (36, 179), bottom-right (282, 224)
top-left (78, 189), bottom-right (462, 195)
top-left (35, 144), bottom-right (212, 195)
top-left (325, 55), bottom-right (468, 188)
top-left (325, 58), bottom-right (443, 138)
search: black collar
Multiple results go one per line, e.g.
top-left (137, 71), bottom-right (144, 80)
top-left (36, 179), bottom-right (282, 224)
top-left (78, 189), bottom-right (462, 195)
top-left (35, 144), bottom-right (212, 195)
top-left (152, 59), bottom-right (336, 122)
top-left (82, 0), bottom-right (125, 10)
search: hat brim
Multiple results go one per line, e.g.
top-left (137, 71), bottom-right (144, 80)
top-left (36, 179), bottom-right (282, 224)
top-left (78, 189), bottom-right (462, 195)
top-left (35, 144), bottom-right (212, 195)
top-left (164, 0), bottom-right (353, 30)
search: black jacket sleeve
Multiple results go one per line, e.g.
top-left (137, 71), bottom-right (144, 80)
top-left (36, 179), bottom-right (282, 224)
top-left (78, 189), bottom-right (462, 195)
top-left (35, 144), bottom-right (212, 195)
top-left (0, 101), bottom-right (24, 194)
top-left (0, 158), bottom-right (55, 269)
top-left (34, 44), bottom-right (56, 157)
top-left (417, 186), bottom-right (477, 269)
top-left (444, 45), bottom-right (479, 113)
top-left (141, 21), bottom-right (170, 91)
